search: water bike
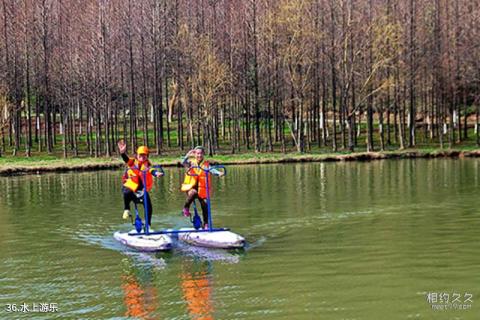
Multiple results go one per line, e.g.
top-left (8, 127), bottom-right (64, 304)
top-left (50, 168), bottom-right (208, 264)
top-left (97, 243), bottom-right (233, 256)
top-left (114, 165), bottom-right (173, 252)
top-left (175, 165), bottom-right (245, 249)
top-left (120, 165), bottom-right (245, 249)
top-left (127, 165), bottom-right (245, 249)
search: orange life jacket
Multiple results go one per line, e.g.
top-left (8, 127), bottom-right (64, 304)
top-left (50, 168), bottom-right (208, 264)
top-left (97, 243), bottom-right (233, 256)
top-left (122, 159), bottom-right (154, 192)
top-left (181, 160), bottom-right (210, 199)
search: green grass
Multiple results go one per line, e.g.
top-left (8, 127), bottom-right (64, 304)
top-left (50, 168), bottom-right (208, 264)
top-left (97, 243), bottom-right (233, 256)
top-left (0, 155), bottom-right (120, 168)
top-left (1, 146), bottom-right (480, 174)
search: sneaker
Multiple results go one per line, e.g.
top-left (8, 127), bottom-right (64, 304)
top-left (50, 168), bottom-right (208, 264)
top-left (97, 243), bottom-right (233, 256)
top-left (203, 223), bottom-right (209, 230)
top-left (122, 210), bottom-right (131, 220)
top-left (182, 208), bottom-right (191, 217)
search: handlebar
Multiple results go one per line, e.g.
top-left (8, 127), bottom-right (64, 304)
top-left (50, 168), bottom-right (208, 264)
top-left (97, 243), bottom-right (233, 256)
top-left (186, 165), bottom-right (227, 177)
top-left (152, 165), bottom-right (165, 176)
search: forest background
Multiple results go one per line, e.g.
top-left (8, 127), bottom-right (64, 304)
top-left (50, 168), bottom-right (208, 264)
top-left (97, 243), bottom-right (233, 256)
top-left (1, 0), bottom-right (480, 167)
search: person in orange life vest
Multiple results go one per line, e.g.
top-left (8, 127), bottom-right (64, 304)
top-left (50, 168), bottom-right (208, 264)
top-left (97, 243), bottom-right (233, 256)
top-left (180, 146), bottom-right (224, 229)
top-left (118, 140), bottom-right (163, 228)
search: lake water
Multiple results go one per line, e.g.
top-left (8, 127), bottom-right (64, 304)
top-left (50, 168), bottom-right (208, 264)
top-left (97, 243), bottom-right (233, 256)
top-left (1, 159), bottom-right (479, 319)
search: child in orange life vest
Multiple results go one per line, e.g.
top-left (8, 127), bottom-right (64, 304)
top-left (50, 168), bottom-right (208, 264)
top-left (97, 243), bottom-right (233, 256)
top-left (118, 140), bottom-right (163, 228)
top-left (180, 146), bottom-right (224, 229)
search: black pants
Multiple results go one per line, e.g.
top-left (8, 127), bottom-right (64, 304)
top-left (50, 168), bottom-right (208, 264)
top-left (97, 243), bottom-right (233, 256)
top-left (184, 189), bottom-right (209, 226)
top-left (123, 187), bottom-right (153, 227)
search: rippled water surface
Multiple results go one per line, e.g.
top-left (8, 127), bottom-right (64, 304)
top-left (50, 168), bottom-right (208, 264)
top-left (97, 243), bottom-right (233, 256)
top-left (1, 159), bottom-right (479, 319)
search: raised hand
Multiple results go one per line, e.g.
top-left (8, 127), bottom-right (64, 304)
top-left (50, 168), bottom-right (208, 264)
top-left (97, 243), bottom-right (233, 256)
top-left (117, 139), bottom-right (127, 154)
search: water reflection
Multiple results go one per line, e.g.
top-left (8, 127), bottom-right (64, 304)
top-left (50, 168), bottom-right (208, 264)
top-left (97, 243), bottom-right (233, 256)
top-left (177, 242), bottom-right (243, 264)
top-left (2, 160), bottom-right (480, 319)
top-left (180, 260), bottom-right (214, 320)
top-left (119, 254), bottom-right (218, 319)
top-left (121, 257), bottom-right (160, 319)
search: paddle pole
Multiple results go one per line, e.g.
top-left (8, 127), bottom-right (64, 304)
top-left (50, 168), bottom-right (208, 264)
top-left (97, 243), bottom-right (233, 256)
top-left (143, 170), bottom-right (150, 235)
top-left (142, 165), bottom-right (164, 235)
top-left (205, 169), bottom-right (213, 231)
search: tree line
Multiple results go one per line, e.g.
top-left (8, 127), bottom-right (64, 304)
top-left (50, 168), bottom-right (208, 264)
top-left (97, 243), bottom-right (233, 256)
top-left (1, 0), bottom-right (479, 157)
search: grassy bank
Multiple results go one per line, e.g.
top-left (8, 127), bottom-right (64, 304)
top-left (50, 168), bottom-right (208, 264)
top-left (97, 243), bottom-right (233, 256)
top-left (1, 147), bottom-right (480, 176)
